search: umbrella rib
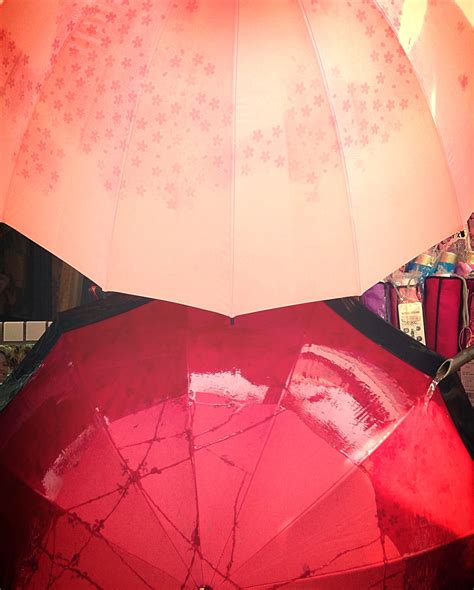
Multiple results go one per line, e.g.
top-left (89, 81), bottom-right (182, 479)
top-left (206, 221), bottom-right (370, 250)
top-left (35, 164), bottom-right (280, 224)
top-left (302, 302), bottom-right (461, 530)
top-left (44, 522), bottom-right (101, 590)
top-left (47, 519), bottom-right (57, 589)
top-left (68, 347), bottom-right (199, 588)
top-left (135, 399), bottom-right (167, 474)
top-left (211, 308), bottom-right (312, 585)
top-left (95, 518), bottom-right (187, 589)
top-left (230, 389), bottom-right (462, 582)
top-left (39, 543), bottom-right (103, 590)
top-left (193, 402), bottom-right (246, 440)
top-left (96, 524), bottom-right (185, 588)
top-left (242, 532), bottom-right (474, 589)
top-left (229, 399), bottom-right (415, 579)
top-left (230, 461), bottom-right (362, 577)
top-left (296, 0), bottom-right (362, 294)
top-left (103, 0), bottom-right (176, 291)
top-left (64, 484), bottom-right (124, 511)
top-left (201, 446), bottom-right (251, 476)
top-left (185, 321), bottom-right (206, 587)
top-left (219, 469), bottom-right (248, 581)
top-left (243, 535), bottom-right (382, 590)
top-left (96, 413), bottom-right (201, 588)
top-left (25, 484), bottom-right (174, 590)
top-left (184, 393), bottom-right (204, 587)
top-left (209, 412), bottom-right (281, 589)
top-left (229, 0), bottom-right (240, 318)
top-left (66, 473), bottom-right (161, 589)
top-left (140, 483), bottom-right (242, 590)
top-left (193, 408), bottom-right (285, 453)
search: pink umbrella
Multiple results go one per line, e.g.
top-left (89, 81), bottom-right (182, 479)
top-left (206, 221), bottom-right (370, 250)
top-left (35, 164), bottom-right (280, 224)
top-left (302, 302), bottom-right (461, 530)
top-left (1, 0), bottom-right (472, 316)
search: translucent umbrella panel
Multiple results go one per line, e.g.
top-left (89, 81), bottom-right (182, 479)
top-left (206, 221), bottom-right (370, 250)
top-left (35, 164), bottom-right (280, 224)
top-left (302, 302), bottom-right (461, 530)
top-left (1, 0), bottom-right (472, 315)
top-left (0, 295), bottom-right (472, 588)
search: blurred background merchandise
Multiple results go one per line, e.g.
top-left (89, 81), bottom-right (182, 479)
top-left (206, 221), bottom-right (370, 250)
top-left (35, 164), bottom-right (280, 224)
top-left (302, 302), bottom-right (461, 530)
top-left (0, 222), bottom-right (96, 324)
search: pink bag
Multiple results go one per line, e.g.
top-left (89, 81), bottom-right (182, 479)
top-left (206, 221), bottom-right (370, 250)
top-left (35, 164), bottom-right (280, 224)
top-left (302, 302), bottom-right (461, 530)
top-left (424, 276), bottom-right (463, 358)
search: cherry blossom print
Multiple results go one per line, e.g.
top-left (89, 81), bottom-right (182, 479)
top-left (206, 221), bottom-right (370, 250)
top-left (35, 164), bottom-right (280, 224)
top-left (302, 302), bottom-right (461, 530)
top-left (0, 0), bottom-right (471, 315)
top-left (376, 0), bottom-right (474, 221)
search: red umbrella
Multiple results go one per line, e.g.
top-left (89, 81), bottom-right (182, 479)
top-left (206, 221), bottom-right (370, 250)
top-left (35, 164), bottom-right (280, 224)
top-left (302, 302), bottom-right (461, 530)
top-left (1, 0), bottom-right (472, 315)
top-left (0, 296), bottom-right (472, 588)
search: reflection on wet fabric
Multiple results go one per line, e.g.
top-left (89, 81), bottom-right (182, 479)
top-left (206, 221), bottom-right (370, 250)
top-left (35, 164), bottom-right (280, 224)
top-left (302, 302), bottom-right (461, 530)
top-left (0, 297), bottom-right (472, 589)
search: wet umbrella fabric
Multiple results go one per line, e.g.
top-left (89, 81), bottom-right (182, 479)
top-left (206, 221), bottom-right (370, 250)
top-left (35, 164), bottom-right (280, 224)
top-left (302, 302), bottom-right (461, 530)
top-left (0, 296), bottom-right (472, 589)
top-left (1, 0), bottom-right (472, 315)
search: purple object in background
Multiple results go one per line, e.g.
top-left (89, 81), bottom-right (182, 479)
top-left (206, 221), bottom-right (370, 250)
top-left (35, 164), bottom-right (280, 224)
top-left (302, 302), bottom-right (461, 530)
top-left (361, 282), bottom-right (392, 323)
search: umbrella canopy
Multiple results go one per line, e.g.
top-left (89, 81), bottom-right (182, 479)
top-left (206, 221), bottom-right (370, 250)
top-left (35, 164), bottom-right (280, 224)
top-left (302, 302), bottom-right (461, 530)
top-left (0, 295), bottom-right (473, 589)
top-left (1, 0), bottom-right (472, 316)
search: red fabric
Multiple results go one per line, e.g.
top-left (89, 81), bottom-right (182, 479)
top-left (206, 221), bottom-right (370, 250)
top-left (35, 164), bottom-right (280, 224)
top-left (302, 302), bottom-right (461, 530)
top-left (0, 300), bottom-right (472, 589)
top-left (424, 277), bottom-right (440, 352)
top-left (424, 276), bottom-right (462, 358)
top-left (387, 283), bottom-right (399, 329)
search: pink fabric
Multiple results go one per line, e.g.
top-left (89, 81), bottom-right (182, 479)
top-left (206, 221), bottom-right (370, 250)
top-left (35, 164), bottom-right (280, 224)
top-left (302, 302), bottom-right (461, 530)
top-left (0, 1), bottom-right (472, 315)
top-left (378, 0), bottom-right (474, 221)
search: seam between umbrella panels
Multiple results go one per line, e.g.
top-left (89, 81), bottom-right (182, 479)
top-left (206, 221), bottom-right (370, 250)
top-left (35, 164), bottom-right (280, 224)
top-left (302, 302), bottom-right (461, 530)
top-left (372, 0), bottom-right (465, 225)
top-left (231, 462), bottom-right (364, 578)
top-left (230, 303), bottom-right (427, 581)
top-left (50, 338), bottom-right (185, 588)
top-left (217, 305), bottom-right (314, 578)
top-left (0, 463), bottom-right (184, 589)
top-left (209, 309), bottom-right (309, 582)
top-left (183, 329), bottom-right (205, 587)
top-left (63, 334), bottom-right (195, 586)
top-left (241, 532), bottom-right (474, 589)
top-left (297, 0), bottom-right (361, 295)
top-left (104, 0), bottom-right (176, 291)
top-left (229, 0), bottom-right (240, 319)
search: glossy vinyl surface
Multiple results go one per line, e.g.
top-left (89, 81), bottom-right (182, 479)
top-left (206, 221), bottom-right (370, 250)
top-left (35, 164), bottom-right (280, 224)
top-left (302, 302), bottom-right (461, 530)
top-left (0, 296), bottom-right (472, 589)
top-left (1, 0), bottom-right (473, 315)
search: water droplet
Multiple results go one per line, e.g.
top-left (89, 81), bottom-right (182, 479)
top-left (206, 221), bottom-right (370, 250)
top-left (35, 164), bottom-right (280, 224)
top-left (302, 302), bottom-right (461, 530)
top-left (424, 377), bottom-right (440, 407)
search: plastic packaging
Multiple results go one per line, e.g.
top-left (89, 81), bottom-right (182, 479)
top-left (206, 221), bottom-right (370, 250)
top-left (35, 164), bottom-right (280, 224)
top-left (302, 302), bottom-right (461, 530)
top-left (456, 251), bottom-right (474, 278)
top-left (406, 253), bottom-right (435, 279)
top-left (435, 251), bottom-right (457, 274)
top-left (389, 272), bottom-right (426, 344)
top-left (361, 282), bottom-right (392, 322)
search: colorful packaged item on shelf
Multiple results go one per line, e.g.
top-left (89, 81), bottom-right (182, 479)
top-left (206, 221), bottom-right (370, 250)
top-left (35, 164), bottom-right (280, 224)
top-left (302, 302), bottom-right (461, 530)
top-left (435, 251), bottom-right (458, 274)
top-left (424, 275), bottom-right (465, 358)
top-left (406, 253), bottom-right (435, 279)
top-left (360, 282), bottom-right (393, 323)
top-left (456, 251), bottom-right (474, 278)
top-left (390, 273), bottom-right (426, 344)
